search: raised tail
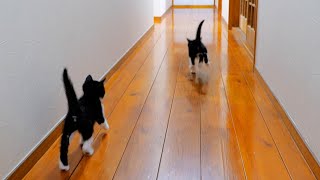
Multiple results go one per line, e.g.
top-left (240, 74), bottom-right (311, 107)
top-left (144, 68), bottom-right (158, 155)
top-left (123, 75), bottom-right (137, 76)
top-left (196, 20), bottom-right (205, 41)
top-left (63, 68), bottom-right (79, 113)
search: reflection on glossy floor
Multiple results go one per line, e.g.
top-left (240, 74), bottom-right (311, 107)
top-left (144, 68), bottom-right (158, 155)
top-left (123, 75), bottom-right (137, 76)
top-left (24, 8), bottom-right (316, 180)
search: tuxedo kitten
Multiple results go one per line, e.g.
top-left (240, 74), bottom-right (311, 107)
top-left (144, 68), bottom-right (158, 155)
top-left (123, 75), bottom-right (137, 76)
top-left (187, 20), bottom-right (209, 73)
top-left (59, 68), bottom-right (109, 171)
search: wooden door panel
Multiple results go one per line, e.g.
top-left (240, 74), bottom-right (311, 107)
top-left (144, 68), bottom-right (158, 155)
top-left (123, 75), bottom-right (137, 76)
top-left (239, 0), bottom-right (257, 56)
top-left (240, 15), bottom-right (247, 34)
top-left (246, 26), bottom-right (255, 52)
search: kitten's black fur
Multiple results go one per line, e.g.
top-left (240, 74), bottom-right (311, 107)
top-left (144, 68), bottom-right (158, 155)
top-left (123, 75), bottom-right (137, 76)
top-left (187, 20), bottom-right (208, 73)
top-left (60, 68), bottom-right (108, 170)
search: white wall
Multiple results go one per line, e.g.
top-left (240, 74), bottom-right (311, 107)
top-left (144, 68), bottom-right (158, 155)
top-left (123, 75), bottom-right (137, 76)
top-left (221, 0), bottom-right (229, 23)
top-left (174, 0), bottom-right (214, 5)
top-left (154, 0), bottom-right (172, 17)
top-left (154, 0), bottom-right (161, 17)
top-left (0, 0), bottom-right (153, 178)
top-left (164, 0), bottom-right (173, 14)
top-left (256, 0), bottom-right (320, 163)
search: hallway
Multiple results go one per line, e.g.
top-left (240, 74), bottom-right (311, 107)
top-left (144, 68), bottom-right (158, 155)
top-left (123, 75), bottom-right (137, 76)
top-left (24, 8), bottom-right (315, 179)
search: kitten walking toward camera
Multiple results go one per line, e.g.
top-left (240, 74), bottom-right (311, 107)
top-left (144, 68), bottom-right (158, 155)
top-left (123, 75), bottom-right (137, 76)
top-left (59, 69), bottom-right (109, 171)
top-left (187, 20), bottom-right (209, 73)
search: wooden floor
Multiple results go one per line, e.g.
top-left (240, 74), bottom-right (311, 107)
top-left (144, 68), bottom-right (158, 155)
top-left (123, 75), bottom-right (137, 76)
top-left (24, 9), bottom-right (316, 180)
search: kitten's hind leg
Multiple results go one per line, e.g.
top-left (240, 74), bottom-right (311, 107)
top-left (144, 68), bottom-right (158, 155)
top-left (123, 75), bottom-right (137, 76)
top-left (101, 119), bottom-right (110, 130)
top-left (204, 53), bottom-right (209, 65)
top-left (199, 54), bottom-right (204, 64)
top-left (79, 134), bottom-right (83, 146)
top-left (59, 134), bottom-right (70, 171)
top-left (69, 132), bottom-right (75, 144)
top-left (189, 57), bottom-right (196, 74)
top-left (198, 54), bottom-right (204, 68)
top-left (100, 104), bottom-right (110, 131)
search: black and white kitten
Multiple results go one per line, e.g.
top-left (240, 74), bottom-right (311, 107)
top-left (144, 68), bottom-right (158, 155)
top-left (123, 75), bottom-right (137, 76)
top-left (187, 20), bottom-right (209, 73)
top-left (59, 68), bottom-right (109, 171)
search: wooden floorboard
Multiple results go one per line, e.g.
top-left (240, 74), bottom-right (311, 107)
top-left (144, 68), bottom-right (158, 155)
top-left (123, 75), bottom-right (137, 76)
top-left (157, 80), bottom-right (201, 180)
top-left (22, 8), bottom-right (317, 180)
top-left (113, 45), bottom-right (182, 180)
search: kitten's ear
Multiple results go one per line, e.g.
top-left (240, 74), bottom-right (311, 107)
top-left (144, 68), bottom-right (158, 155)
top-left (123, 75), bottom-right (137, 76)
top-left (187, 38), bottom-right (191, 43)
top-left (85, 75), bottom-right (93, 82)
top-left (100, 78), bottom-right (106, 84)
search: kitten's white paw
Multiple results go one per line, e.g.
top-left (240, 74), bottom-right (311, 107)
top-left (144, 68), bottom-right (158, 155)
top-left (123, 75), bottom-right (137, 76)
top-left (101, 120), bottom-right (110, 130)
top-left (82, 137), bottom-right (94, 156)
top-left (82, 146), bottom-right (94, 156)
top-left (59, 160), bottom-right (70, 171)
top-left (190, 65), bottom-right (195, 74)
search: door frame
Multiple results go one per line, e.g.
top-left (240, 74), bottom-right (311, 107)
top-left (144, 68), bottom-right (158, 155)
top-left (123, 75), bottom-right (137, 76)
top-left (228, 0), bottom-right (240, 30)
top-left (216, 0), bottom-right (222, 11)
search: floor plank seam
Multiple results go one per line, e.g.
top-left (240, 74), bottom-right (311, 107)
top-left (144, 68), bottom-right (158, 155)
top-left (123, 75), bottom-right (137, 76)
top-left (199, 13), bottom-right (211, 180)
top-left (216, 33), bottom-right (248, 180)
top-left (241, 72), bottom-right (293, 180)
top-left (219, 69), bottom-right (248, 180)
top-left (228, 35), bottom-right (294, 179)
top-left (220, 139), bottom-right (227, 179)
top-left (200, 90), bottom-right (203, 180)
top-left (254, 72), bottom-right (316, 178)
top-left (155, 49), bottom-right (184, 180)
top-left (112, 44), bottom-right (171, 180)
top-left (239, 68), bottom-right (295, 179)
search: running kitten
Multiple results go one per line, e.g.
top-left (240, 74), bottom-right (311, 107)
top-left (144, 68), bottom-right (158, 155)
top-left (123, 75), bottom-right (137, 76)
top-left (59, 68), bottom-right (109, 171)
top-left (187, 20), bottom-right (209, 73)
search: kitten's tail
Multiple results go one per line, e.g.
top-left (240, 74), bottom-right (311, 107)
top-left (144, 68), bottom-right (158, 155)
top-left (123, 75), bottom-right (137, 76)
top-left (63, 68), bottom-right (79, 113)
top-left (196, 20), bottom-right (205, 41)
